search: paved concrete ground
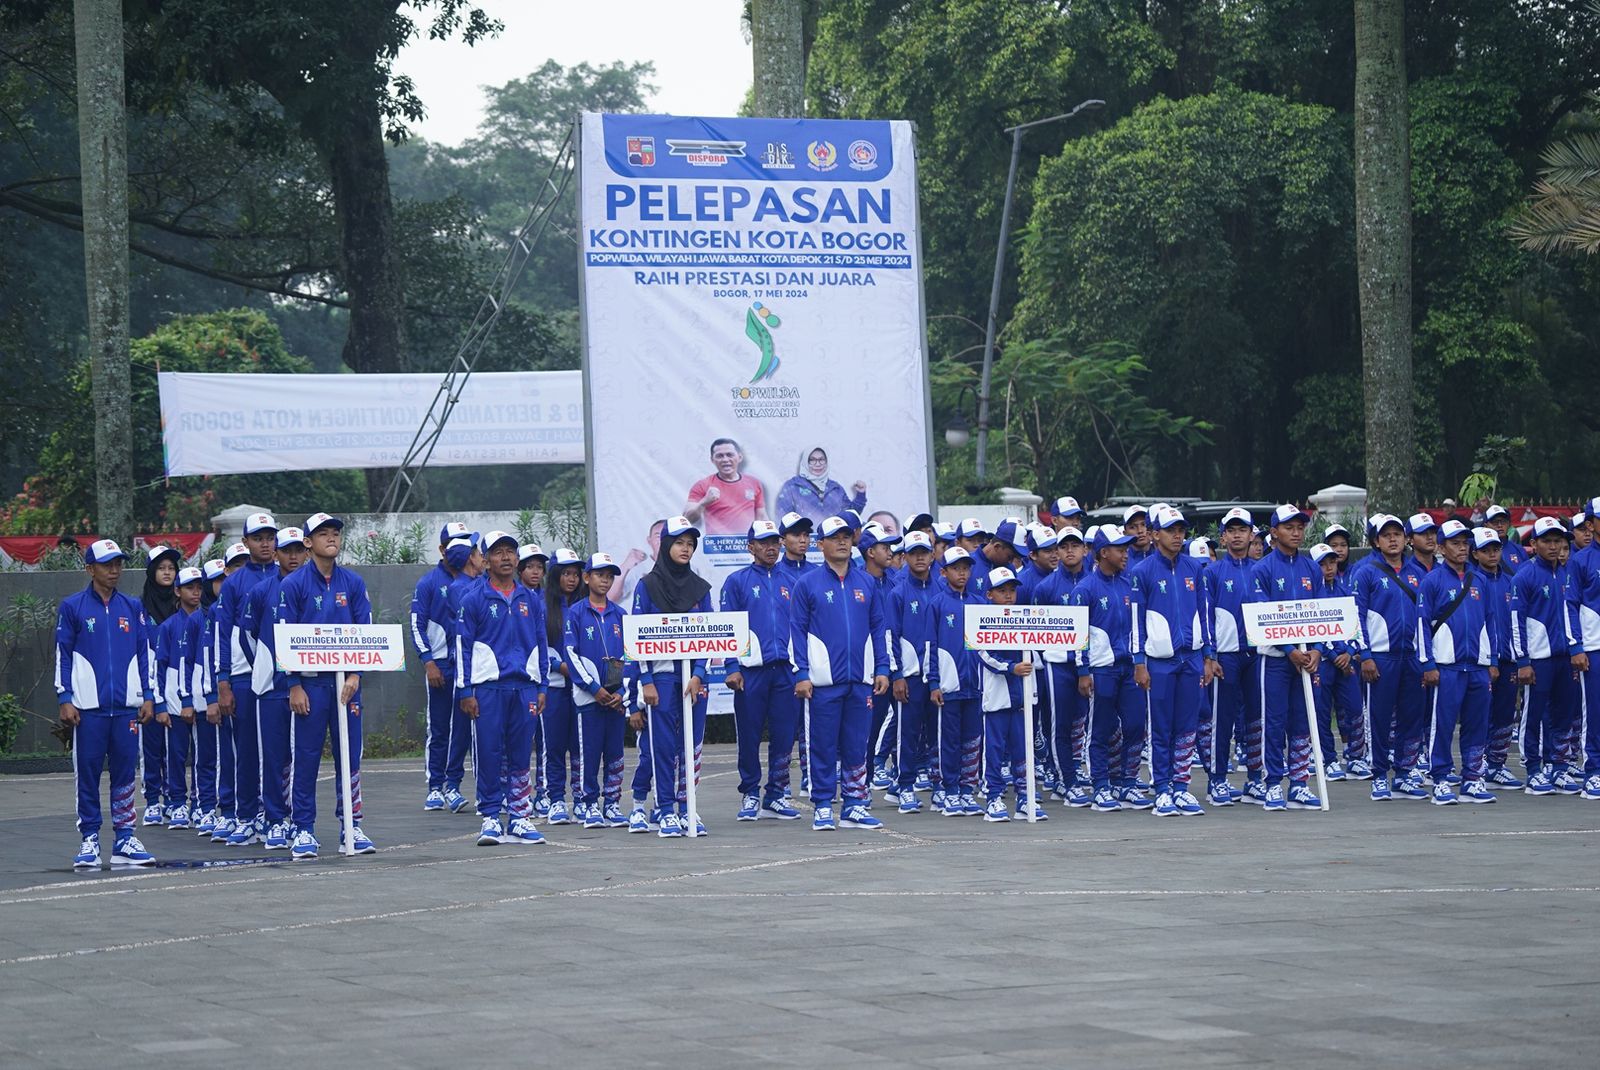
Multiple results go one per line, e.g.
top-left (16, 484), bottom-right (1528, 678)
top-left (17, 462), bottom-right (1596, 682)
top-left (2, 747), bottom-right (1598, 1068)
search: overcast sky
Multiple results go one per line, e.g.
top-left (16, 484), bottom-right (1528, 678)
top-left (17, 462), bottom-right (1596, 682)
top-left (394, 0), bottom-right (753, 145)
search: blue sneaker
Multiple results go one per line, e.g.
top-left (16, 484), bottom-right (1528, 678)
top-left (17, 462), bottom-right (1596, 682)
top-left (533, 795), bottom-right (551, 818)
top-left (1064, 785), bottom-right (1093, 808)
top-left (603, 802), bottom-right (629, 828)
top-left (811, 806), bottom-right (837, 831)
top-left (1263, 783), bottom-right (1287, 811)
top-left (1152, 792), bottom-right (1179, 817)
top-left (342, 825), bottom-right (376, 854)
top-left (1347, 758), bottom-right (1374, 780)
top-left (165, 804), bottom-right (191, 829)
top-left (1090, 788), bottom-right (1121, 812)
top-left (687, 814), bottom-right (707, 837)
top-left (1460, 779), bottom-right (1497, 803)
top-left (882, 787), bottom-right (903, 805)
top-left (142, 803), bottom-right (164, 827)
top-left (547, 800), bottom-right (572, 825)
top-left (898, 792), bottom-right (923, 814)
top-left (209, 816), bottom-right (235, 843)
top-left (73, 834), bottom-right (101, 869)
top-left (1582, 775), bottom-right (1600, 801)
top-left (443, 788), bottom-right (469, 813)
top-left (960, 793), bottom-right (983, 815)
top-left (423, 790), bottom-right (445, 812)
top-left (194, 809), bottom-right (218, 836)
top-left (1524, 771), bottom-right (1555, 796)
top-left (839, 804), bottom-right (884, 830)
top-left (913, 772), bottom-right (933, 793)
top-left (1286, 784), bottom-right (1321, 810)
top-left (737, 794), bottom-right (761, 821)
top-left (477, 817), bottom-right (503, 845)
top-left (983, 797), bottom-right (1011, 823)
top-left (929, 790), bottom-right (946, 813)
top-left (941, 793), bottom-right (966, 816)
top-left (870, 765), bottom-right (894, 790)
top-left (1485, 766), bottom-right (1523, 788)
top-left (1207, 781), bottom-right (1235, 807)
top-left (1431, 783), bottom-right (1458, 806)
top-left (1553, 769), bottom-right (1585, 795)
top-left (1370, 779), bottom-right (1392, 801)
top-left (628, 806), bottom-right (651, 833)
top-left (582, 804), bottom-right (605, 830)
top-left (657, 812), bottom-right (684, 838)
top-left (507, 818), bottom-right (546, 844)
top-left (1241, 780), bottom-right (1267, 806)
top-left (1173, 790), bottom-right (1204, 815)
top-left (1323, 761), bottom-right (1346, 782)
top-left (1014, 797), bottom-right (1050, 821)
top-left (1444, 772), bottom-right (1463, 785)
top-left (264, 822), bottom-right (290, 850)
top-left (226, 820), bottom-right (259, 846)
top-left (1393, 775), bottom-right (1429, 800)
top-left (1117, 787), bottom-right (1153, 811)
top-left (111, 834), bottom-right (154, 866)
top-left (290, 830), bottom-right (319, 860)
top-left (762, 797), bottom-right (800, 820)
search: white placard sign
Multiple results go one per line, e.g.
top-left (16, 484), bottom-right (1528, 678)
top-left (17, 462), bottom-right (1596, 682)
top-left (273, 623), bottom-right (409, 673)
top-left (1242, 597), bottom-right (1360, 647)
top-left (964, 604), bottom-right (1089, 652)
top-left (623, 612), bottom-right (751, 661)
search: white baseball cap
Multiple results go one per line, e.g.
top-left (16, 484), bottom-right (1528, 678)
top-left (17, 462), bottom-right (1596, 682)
top-left (243, 512), bottom-right (277, 535)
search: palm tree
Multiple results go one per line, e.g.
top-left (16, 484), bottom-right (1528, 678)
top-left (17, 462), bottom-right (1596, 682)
top-left (1508, 95), bottom-right (1600, 257)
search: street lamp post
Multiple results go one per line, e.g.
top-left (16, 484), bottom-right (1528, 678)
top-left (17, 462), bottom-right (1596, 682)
top-left (975, 98), bottom-right (1105, 481)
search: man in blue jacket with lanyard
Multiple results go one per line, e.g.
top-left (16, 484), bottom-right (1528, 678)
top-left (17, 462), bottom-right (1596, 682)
top-left (211, 511), bottom-right (277, 846)
top-left (885, 530), bottom-right (938, 813)
top-left (1130, 505), bottom-right (1217, 817)
top-left (1469, 526), bottom-right (1522, 788)
top-left (1353, 513), bottom-right (1427, 801)
top-left (791, 514), bottom-right (892, 831)
top-left (413, 520), bottom-right (468, 811)
top-left (1248, 504), bottom-right (1325, 812)
top-left (58, 539), bottom-right (159, 868)
top-left (241, 526), bottom-right (308, 850)
top-left (1201, 508), bottom-right (1258, 805)
top-left (720, 520), bottom-right (801, 821)
top-left (280, 513), bottom-right (377, 860)
top-left (1416, 520), bottom-right (1497, 804)
top-left (1073, 525), bottom-right (1145, 812)
top-left (1511, 516), bottom-right (1586, 796)
top-left (457, 531), bottom-right (548, 846)
top-left (930, 545), bottom-right (988, 816)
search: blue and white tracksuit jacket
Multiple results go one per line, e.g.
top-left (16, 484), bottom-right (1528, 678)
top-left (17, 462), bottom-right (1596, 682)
top-left (243, 570), bottom-right (295, 698)
top-left (409, 561), bottom-right (456, 672)
top-left (563, 597), bottom-right (638, 808)
top-left (1248, 549), bottom-right (1325, 784)
top-left (885, 573), bottom-right (937, 790)
top-left (978, 644), bottom-right (1037, 800)
top-left (1568, 546), bottom-right (1600, 775)
top-left (1352, 555), bottom-right (1424, 778)
top-left (1072, 567), bottom-right (1141, 791)
top-left (562, 599), bottom-right (635, 710)
top-left (1129, 551), bottom-right (1214, 791)
top-left (1416, 564), bottom-right (1493, 779)
top-left (720, 561), bottom-right (799, 798)
top-left (457, 580), bottom-right (548, 819)
top-left (213, 560), bottom-right (274, 681)
top-left (1510, 556), bottom-right (1581, 772)
top-left (1202, 553), bottom-right (1256, 778)
top-left (1033, 563), bottom-right (1088, 782)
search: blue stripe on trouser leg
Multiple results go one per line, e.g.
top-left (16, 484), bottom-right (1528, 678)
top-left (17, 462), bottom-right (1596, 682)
top-left (424, 679), bottom-right (454, 791)
top-left (1042, 664), bottom-right (1077, 789)
top-left (231, 684), bottom-right (261, 823)
top-left (1145, 657), bottom-right (1200, 793)
top-left (217, 714), bottom-right (236, 818)
top-left (257, 695), bottom-right (293, 824)
top-left (471, 689), bottom-right (512, 817)
top-left (1087, 666), bottom-right (1139, 791)
top-left (894, 681), bottom-right (931, 792)
top-left (141, 712), bottom-right (166, 804)
top-left (542, 687), bottom-right (577, 803)
top-left (290, 683), bottom-right (363, 836)
top-left (1256, 655), bottom-right (1312, 784)
top-left (443, 689), bottom-right (472, 792)
top-left (75, 711), bottom-right (140, 836)
top-left (649, 673), bottom-right (707, 815)
top-left (937, 697), bottom-right (981, 797)
top-left (1390, 657), bottom-right (1426, 774)
top-left (1486, 662), bottom-right (1518, 768)
top-left (1361, 652), bottom-right (1407, 779)
top-left (193, 715), bottom-right (219, 813)
top-left (983, 708), bottom-right (1024, 800)
top-left (806, 682), bottom-right (871, 807)
top-left (1328, 667), bottom-right (1364, 761)
top-left (505, 691), bottom-right (537, 819)
top-left (734, 663), bottom-right (798, 799)
top-left (1522, 658), bottom-right (1574, 773)
top-left (163, 717), bottom-right (193, 808)
top-left (581, 706), bottom-right (624, 807)
top-left (1428, 667), bottom-right (1490, 781)
top-left (631, 723), bottom-right (652, 801)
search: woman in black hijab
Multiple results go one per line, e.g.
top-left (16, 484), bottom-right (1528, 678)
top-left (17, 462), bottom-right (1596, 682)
top-left (138, 545), bottom-right (182, 824)
top-left (632, 517), bottom-right (713, 836)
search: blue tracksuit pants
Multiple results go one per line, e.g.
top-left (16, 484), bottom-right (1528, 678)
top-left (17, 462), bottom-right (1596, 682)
top-left (983, 708), bottom-right (1026, 800)
top-left (162, 718), bottom-right (193, 807)
top-left (1202, 651), bottom-right (1253, 783)
top-left (937, 695), bottom-right (982, 796)
top-left (217, 710), bottom-right (236, 818)
top-left (649, 672), bottom-right (707, 816)
top-left (1255, 655), bottom-right (1313, 785)
top-left (74, 710), bottom-right (139, 837)
top-left (1042, 662), bottom-right (1083, 787)
top-left (230, 681), bottom-right (262, 823)
top-left (422, 673), bottom-right (455, 792)
top-left (290, 681), bottom-right (363, 835)
top-left (578, 705), bottom-right (625, 808)
top-left (193, 714), bottom-right (220, 814)
top-left (631, 723), bottom-right (653, 802)
top-left (1520, 657), bottom-right (1577, 774)
top-left (805, 682), bottom-right (872, 808)
top-left (1428, 667), bottom-right (1490, 781)
top-left (443, 688), bottom-right (472, 792)
top-left (541, 686), bottom-right (581, 804)
top-left (257, 694), bottom-right (294, 825)
top-left (1088, 665), bottom-right (1143, 791)
top-left (141, 708), bottom-right (166, 804)
top-left (1486, 661), bottom-right (1518, 769)
top-left (734, 663), bottom-right (798, 800)
top-left (1361, 651), bottom-right (1423, 779)
top-left (893, 680), bottom-right (932, 792)
top-left (1315, 661), bottom-right (1365, 763)
top-left (1145, 654), bottom-right (1203, 794)
top-left (472, 686), bottom-right (536, 819)
top-left (1581, 664), bottom-right (1600, 778)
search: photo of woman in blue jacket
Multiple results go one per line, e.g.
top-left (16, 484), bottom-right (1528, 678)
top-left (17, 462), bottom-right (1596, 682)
top-left (775, 446), bottom-right (867, 527)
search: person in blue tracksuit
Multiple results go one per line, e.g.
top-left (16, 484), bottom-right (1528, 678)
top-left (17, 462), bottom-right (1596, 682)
top-left (138, 544), bottom-right (182, 825)
top-left (976, 568), bottom-right (1047, 822)
top-left (1123, 505), bottom-right (1154, 566)
top-left (153, 566), bottom-right (205, 828)
top-left (1201, 508), bottom-right (1258, 804)
top-left (884, 531), bottom-right (937, 814)
top-left (1130, 505), bottom-right (1216, 817)
top-left (632, 518), bottom-right (714, 837)
top-left (1469, 527), bottom-right (1522, 788)
top-left (1404, 513), bottom-right (1441, 579)
top-left (857, 522), bottom-right (901, 788)
top-left (561, 553), bottom-right (637, 830)
top-left (1483, 505), bottom-right (1527, 572)
top-left (1308, 543), bottom-right (1363, 780)
top-left (198, 548), bottom-right (245, 838)
top-left (413, 520), bottom-right (468, 810)
top-left (435, 535), bottom-right (485, 812)
top-left (211, 512), bottom-right (278, 845)
top-left (791, 514), bottom-right (892, 831)
top-left (971, 518), bottom-right (1025, 597)
top-left (1033, 526), bottom-right (1090, 805)
top-left (1353, 513), bottom-right (1428, 801)
top-left (279, 513), bottom-right (377, 860)
top-left (515, 544), bottom-right (550, 812)
top-left (1050, 496), bottom-right (1087, 533)
top-left (241, 527), bottom-right (308, 849)
top-left (1571, 500), bottom-right (1600, 798)
top-left (539, 548), bottom-right (585, 823)
top-left (720, 520), bottom-right (801, 821)
top-left (457, 531), bottom-right (549, 846)
top-left (930, 546), bottom-right (987, 816)
top-left (1015, 524), bottom-right (1063, 791)
top-left (1073, 525), bottom-right (1145, 812)
top-left (1416, 520), bottom-right (1497, 804)
top-left (189, 557), bottom-right (229, 836)
top-left (1511, 517), bottom-right (1588, 796)
top-left (1248, 504), bottom-right (1327, 812)
top-left (57, 539), bottom-right (159, 868)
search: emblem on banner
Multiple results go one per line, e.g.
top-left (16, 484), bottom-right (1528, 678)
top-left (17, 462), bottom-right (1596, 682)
top-left (762, 142), bottom-right (796, 169)
top-left (807, 140), bottom-right (838, 171)
top-left (847, 139), bottom-right (877, 170)
top-left (745, 302), bottom-right (782, 382)
top-left (626, 136), bottom-right (656, 167)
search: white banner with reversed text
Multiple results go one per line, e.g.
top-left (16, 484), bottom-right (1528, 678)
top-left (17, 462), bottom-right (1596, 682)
top-left (623, 612), bottom-right (751, 661)
top-left (578, 113), bottom-right (931, 709)
top-left (1241, 597), bottom-right (1360, 647)
top-left (272, 623), bottom-right (409, 673)
top-left (158, 370), bottom-right (583, 476)
top-left (964, 605), bottom-right (1089, 652)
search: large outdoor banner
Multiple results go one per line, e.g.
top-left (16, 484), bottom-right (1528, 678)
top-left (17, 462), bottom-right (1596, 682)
top-left (158, 371), bottom-right (584, 476)
top-left (577, 112), bottom-right (932, 707)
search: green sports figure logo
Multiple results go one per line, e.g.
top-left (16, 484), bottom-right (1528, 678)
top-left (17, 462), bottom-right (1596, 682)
top-left (745, 302), bottom-right (782, 382)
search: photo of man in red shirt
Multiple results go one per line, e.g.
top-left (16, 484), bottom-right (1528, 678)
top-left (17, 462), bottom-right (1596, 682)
top-left (684, 437), bottom-right (769, 536)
